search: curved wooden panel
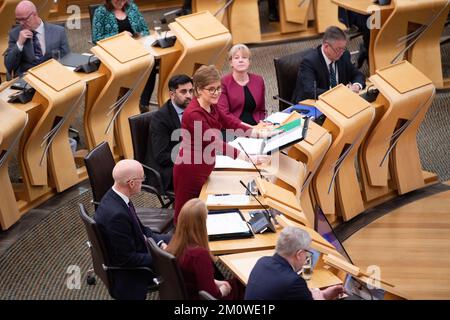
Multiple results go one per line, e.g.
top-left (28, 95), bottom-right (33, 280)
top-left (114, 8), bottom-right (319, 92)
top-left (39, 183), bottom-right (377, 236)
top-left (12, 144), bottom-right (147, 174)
top-left (0, 100), bottom-right (27, 229)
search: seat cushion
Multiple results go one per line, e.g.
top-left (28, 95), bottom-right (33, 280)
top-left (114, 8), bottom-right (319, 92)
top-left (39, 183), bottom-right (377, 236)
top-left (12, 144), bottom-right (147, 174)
top-left (136, 207), bottom-right (174, 234)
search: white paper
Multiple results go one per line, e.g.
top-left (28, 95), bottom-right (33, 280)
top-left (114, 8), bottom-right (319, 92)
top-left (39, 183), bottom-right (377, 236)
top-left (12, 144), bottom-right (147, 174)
top-left (263, 126), bottom-right (303, 154)
top-left (214, 155), bottom-right (255, 169)
top-left (264, 112), bottom-right (290, 124)
top-left (229, 137), bottom-right (264, 155)
top-left (206, 194), bottom-right (251, 206)
top-left (207, 212), bottom-right (250, 235)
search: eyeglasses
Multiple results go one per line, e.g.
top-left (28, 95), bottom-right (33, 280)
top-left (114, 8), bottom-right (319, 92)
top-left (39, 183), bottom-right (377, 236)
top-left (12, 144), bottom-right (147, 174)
top-left (326, 42), bottom-right (347, 54)
top-left (16, 12), bottom-right (34, 24)
top-left (127, 175), bottom-right (146, 183)
top-left (203, 86), bottom-right (222, 95)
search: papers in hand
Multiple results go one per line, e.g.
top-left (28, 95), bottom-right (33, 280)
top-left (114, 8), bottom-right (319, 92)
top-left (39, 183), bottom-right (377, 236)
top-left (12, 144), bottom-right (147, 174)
top-left (229, 137), bottom-right (264, 155)
top-left (214, 155), bottom-right (255, 169)
top-left (207, 211), bottom-right (250, 235)
top-left (206, 194), bottom-right (251, 206)
top-left (264, 112), bottom-right (291, 125)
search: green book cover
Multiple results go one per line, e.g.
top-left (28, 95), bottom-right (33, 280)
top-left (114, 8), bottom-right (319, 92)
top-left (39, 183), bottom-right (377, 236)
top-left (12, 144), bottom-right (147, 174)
top-left (277, 118), bottom-right (303, 132)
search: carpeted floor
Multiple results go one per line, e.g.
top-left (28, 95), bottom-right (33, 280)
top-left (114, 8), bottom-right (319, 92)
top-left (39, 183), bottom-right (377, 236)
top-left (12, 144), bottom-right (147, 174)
top-left (1, 5), bottom-right (449, 299)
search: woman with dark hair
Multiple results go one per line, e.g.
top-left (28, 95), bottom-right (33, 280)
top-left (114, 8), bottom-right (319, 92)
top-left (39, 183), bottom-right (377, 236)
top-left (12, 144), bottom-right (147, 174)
top-left (172, 65), bottom-right (272, 224)
top-left (92, 0), bottom-right (149, 44)
top-left (166, 198), bottom-right (244, 300)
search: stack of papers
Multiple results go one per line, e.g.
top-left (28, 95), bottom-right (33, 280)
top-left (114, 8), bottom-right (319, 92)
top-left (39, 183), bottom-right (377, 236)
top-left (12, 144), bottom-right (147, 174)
top-left (264, 112), bottom-right (291, 124)
top-left (229, 137), bottom-right (264, 155)
top-left (214, 155), bottom-right (255, 169)
top-left (206, 194), bottom-right (251, 206)
top-left (207, 212), bottom-right (250, 235)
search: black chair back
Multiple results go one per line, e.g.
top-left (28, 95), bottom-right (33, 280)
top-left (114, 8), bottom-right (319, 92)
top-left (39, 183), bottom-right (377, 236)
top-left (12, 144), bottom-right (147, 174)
top-left (146, 238), bottom-right (188, 300)
top-left (78, 203), bottom-right (113, 294)
top-left (273, 51), bottom-right (307, 110)
top-left (84, 141), bottom-right (115, 209)
top-left (128, 111), bottom-right (155, 164)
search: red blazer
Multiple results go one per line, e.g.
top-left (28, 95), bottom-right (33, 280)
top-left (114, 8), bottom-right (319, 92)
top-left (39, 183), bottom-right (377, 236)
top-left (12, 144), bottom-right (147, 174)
top-left (218, 73), bottom-right (266, 124)
top-left (178, 246), bottom-right (222, 299)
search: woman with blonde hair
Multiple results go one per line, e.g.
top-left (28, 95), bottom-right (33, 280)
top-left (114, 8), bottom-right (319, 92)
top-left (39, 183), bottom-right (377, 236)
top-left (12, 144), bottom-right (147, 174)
top-left (218, 44), bottom-right (266, 126)
top-left (167, 198), bottom-right (244, 300)
top-left (172, 65), bottom-right (272, 224)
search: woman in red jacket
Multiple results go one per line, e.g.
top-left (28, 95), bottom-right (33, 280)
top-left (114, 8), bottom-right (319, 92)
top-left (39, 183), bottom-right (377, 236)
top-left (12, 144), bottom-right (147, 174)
top-left (173, 65), bottom-right (271, 224)
top-left (167, 198), bottom-right (244, 300)
top-left (218, 44), bottom-right (267, 126)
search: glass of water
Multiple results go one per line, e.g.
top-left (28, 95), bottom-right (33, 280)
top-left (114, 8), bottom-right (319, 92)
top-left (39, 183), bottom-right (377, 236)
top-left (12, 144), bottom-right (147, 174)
top-left (301, 251), bottom-right (313, 281)
top-left (153, 20), bottom-right (162, 39)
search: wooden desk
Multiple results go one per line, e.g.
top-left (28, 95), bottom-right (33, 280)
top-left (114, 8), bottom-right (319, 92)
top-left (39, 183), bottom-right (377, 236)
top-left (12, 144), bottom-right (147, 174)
top-left (332, 0), bottom-right (450, 88)
top-left (199, 170), bottom-right (267, 210)
top-left (219, 249), bottom-right (343, 288)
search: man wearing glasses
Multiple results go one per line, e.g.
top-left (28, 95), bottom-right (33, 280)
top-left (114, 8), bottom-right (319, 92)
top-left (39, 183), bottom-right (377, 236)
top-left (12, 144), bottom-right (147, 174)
top-left (4, 0), bottom-right (70, 77)
top-left (145, 74), bottom-right (193, 193)
top-left (245, 226), bottom-right (344, 300)
top-left (94, 159), bottom-right (171, 300)
top-left (292, 26), bottom-right (365, 103)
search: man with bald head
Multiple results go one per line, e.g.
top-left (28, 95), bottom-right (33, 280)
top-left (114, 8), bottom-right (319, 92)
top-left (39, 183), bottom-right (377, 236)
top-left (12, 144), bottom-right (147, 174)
top-left (94, 159), bottom-right (171, 300)
top-left (4, 0), bottom-right (70, 76)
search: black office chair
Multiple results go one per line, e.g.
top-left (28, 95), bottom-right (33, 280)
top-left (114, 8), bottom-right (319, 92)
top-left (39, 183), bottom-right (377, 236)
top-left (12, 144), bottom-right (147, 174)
top-left (78, 203), bottom-right (158, 298)
top-left (145, 237), bottom-right (188, 300)
top-left (273, 50), bottom-right (308, 110)
top-left (128, 112), bottom-right (175, 208)
top-left (84, 141), bottom-right (173, 234)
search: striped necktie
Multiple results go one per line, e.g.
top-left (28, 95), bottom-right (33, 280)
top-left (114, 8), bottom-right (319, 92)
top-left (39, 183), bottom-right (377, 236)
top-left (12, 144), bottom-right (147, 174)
top-left (32, 31), bottom-right (43, 61)
top-left (329, 62), bottom-right (337, 88)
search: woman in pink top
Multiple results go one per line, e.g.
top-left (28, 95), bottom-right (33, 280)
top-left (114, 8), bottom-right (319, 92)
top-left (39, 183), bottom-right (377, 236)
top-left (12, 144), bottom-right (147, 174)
top-left (218, 44), bottom-right (267, 126)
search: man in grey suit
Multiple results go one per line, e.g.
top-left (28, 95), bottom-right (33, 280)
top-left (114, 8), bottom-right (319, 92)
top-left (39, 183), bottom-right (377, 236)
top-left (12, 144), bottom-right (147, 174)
top-left (4, 0), bottom-right (70, 76)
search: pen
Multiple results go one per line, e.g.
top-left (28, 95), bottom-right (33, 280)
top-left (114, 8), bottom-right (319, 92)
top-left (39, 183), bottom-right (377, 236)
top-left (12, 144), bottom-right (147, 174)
top-left (214, 194), bottom-right (230, 196)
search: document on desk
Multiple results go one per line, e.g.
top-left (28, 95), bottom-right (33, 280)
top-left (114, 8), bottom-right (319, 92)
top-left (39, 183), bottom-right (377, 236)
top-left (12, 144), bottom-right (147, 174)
top-left (206, 194), bottom-right (251, 206)
top-left (214, 155), bottom-right (255, 169)
top-left (229, 137), bottom-right (265, 155)
top-left (264, 112), bottom-right (291, 124)
top-left (207, 211), bottom-right (250, 235)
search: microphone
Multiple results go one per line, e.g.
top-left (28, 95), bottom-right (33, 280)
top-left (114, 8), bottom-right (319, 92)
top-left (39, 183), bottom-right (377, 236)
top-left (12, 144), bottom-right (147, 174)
top-left (237, 142), bottom-right (264, 180)
top-left (239, 180), bottom-right (279, 226)
top-left (273, 95), bottom-right (294, 107)
top-left (313, 80), bottom-right (317, 101)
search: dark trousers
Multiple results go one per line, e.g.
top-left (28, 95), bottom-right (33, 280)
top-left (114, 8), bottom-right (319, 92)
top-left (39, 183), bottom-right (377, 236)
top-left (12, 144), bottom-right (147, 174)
top-left (139, 60), bottom-right (160, 109)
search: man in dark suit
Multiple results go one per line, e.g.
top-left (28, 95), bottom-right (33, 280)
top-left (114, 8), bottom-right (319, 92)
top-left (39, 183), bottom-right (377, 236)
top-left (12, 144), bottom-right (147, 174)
top-left (292, 26), bottom-right (365, 103)
top-left (144, 74), bottom-right (193, 192)
top-left (245, 226), bottom-right (343, 300)
top-left (4, 0), bottom-right (70, 77)
top-left (94, 159), bottom-right (171, 300)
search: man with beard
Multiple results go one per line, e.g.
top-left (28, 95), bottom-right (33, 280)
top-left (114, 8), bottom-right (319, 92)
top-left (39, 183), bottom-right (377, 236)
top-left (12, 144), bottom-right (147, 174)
top-left (144, 74), bottom-right (193, 192)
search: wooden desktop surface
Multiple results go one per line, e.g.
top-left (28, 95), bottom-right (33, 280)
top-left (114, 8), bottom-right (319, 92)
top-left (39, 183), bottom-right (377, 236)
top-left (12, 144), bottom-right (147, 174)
top-left (209, 211), bottom-right (281, 255)
top-left (331, 0), bottom-right (393, 15)
top-left (199, 171), bottom-right (268, 210)
top-left (219, 249), bottom-right (343, 289)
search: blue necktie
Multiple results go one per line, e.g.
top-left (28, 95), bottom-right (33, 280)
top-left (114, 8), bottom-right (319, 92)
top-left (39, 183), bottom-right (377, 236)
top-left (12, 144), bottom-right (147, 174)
top-left (32, 31), bottom-right (43, 61)
top-left (329, 62), bottom-right (337, 88)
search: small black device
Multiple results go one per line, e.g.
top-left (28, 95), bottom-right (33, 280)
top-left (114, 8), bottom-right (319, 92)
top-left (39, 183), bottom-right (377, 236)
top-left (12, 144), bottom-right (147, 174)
top-left (8, 86), bottom-right (35, 104)
top-left (10, 77), bottom-right (28, 90)
top-left (239, 180), bottom-right (278, 234)
top-left (152, 35), bottom-right (177, 48)
top-left (248, 211), bottom-right (276, 234)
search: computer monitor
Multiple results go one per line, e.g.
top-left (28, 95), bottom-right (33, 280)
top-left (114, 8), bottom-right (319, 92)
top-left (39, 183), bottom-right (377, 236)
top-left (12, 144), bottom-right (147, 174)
top-left (313, 205), bottom-right (353, 264)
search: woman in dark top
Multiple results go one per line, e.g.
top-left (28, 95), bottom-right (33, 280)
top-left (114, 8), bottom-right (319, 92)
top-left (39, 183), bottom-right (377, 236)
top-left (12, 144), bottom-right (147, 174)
top-left (92, 0), bottom-right (149, 44)
top-left (218, 44), bottom-right (267, 126)
top-left (166, 198), bottom-right (244, 300)
top-left (172, 65), bottom-right (272, 224)
top-left (92, 0), bottom-right (156, 113)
